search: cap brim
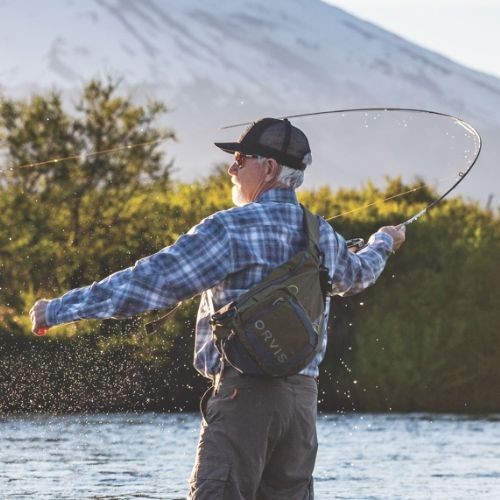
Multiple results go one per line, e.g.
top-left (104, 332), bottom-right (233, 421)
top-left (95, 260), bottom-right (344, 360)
top-left (214, 142), bottom-right (255, 155)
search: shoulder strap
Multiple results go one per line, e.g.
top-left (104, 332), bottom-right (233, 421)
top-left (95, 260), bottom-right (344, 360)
top-left (145, 302), bottom-right (182, 335)
top-left (300, 204), bottom-right (322, 262)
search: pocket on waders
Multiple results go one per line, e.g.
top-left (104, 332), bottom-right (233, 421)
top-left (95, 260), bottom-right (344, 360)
top-left (190, 460), bottom-right (232, 497)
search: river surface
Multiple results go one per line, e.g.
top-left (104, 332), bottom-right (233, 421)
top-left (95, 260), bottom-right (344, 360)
top-left (1, 412), bottom-right (499, 499)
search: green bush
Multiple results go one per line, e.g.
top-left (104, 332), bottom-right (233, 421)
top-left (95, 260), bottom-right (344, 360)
top-left (1, 81), bottom-right (499, 413)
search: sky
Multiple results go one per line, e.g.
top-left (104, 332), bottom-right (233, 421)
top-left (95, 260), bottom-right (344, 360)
top-left (324, 0), bottom-right (500, 79)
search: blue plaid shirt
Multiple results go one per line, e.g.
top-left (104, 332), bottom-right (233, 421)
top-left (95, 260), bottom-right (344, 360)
top-left (45, 188), bottom-right (393, 379)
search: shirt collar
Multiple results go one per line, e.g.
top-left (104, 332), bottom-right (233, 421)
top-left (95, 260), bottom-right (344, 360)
top-left (254, 188), bottom-right (299, 205)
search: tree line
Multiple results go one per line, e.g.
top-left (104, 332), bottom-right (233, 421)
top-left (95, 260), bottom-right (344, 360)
top-left (1, 80), bottom-right (499, 414)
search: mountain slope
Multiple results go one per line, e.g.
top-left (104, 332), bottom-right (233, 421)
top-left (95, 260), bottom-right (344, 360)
top-left (0, 0), bottom-right (498, 204)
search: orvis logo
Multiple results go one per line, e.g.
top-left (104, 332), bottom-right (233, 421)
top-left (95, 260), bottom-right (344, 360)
top-left (254, 320), bottom-right (288, 363)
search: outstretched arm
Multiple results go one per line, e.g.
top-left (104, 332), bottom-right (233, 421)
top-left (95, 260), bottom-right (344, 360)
top-left (29, 215), bottom-right (231, 334)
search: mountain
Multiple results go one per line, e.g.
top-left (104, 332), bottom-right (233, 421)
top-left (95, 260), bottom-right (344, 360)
top-left (1, 0), bottom-right (498, 206)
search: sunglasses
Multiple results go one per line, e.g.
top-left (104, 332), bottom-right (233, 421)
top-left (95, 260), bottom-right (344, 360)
top-left (234, 152), bottom-right (260, 168)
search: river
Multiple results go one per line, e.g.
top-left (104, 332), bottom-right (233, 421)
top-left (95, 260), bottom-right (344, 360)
top-left (1, 412), bottom-right (499, 499)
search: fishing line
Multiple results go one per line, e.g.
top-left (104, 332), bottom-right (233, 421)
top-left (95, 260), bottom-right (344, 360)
top-left (325, 172), bottom-right (464, 222)
top-left (2, 108), bottom-right (481, 226)
top-left (0, 135), bottom-right (172, 173)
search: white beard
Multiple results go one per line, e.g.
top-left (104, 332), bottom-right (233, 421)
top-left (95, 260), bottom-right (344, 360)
top-left (232, 185), bottom-right (248, 207)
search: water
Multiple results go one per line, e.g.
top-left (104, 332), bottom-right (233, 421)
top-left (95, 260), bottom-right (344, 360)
top-left (1, 413), bottom-right (499, 499)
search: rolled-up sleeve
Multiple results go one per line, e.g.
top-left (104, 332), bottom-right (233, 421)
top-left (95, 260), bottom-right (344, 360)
top-left (45, 215), bottom-right (231, 326)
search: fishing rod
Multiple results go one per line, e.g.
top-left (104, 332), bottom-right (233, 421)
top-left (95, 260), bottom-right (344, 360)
top-left (223, 107), bottom-right (482, 250)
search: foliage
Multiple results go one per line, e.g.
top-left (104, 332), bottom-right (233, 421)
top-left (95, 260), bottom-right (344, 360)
top-left (1, 82), bottom-right (499, 413)
top-left (308, 191), bottom-right (500, 414)
top-left (0, 78), bottom-right (174, 299)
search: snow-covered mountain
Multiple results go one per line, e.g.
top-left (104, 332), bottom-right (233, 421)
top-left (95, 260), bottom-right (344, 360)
top-left (1, 0), bottom-right (498, 205)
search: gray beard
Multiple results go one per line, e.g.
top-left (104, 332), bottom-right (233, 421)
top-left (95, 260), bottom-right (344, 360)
top-left (232, 185), bottom-right (248, 207)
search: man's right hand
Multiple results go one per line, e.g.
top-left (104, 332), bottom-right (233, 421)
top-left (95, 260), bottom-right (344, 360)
top-left (29, 299), bottom-right (50, 335)
top-left (379, 225), bottom-right (406, 252)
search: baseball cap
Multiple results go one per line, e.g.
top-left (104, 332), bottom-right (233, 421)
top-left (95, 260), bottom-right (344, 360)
top-left (214, 117), bottom-right (312, 171)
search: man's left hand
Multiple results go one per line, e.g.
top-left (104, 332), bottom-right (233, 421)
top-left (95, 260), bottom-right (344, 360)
top-left (30, 299), bottom-right (50, 335)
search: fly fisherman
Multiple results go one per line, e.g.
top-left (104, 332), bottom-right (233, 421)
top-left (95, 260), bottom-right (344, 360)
top-left (30, 117), bottom-right (405, 499)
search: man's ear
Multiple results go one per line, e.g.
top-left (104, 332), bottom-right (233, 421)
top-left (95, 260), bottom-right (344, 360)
top-left (265, 159), bottom-right (281, 181)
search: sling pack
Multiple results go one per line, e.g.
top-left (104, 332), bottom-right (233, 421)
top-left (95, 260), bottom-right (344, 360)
top-left (208, 205), bottom-right (331, 377)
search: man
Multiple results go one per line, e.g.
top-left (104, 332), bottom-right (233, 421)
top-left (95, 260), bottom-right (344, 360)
top-left (31, 117), bottom-right (405, 499)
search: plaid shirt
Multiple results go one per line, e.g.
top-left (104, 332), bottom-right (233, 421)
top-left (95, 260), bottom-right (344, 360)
top-left (46, 188), bottom-right (393, 379)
